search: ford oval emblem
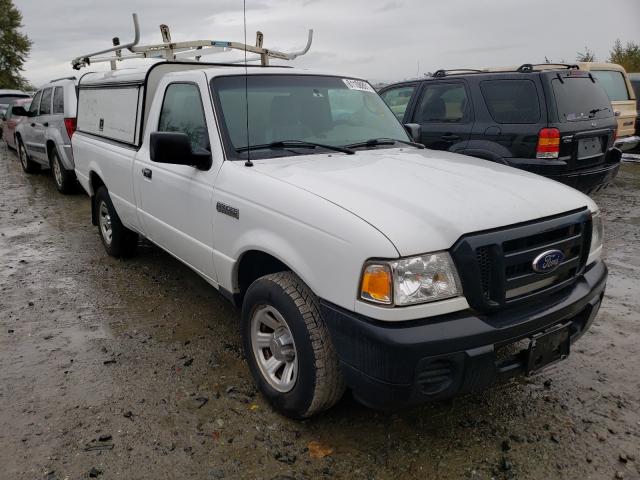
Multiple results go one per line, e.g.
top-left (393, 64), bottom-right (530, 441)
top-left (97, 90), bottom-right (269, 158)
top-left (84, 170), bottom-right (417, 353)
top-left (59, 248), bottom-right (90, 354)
top-left (532, 250), bottom-right (565, 273)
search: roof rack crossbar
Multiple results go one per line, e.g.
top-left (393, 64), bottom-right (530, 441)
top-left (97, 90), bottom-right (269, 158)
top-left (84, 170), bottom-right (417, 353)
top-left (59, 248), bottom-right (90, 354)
top-left (432, 68), bottom-right (484, 78)
top-left (71, 13), bottom-right (313, 70)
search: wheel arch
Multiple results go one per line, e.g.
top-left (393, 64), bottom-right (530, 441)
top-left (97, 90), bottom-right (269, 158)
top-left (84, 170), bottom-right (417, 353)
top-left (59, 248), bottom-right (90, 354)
top-left (89, 171), bottom-right (106, 225)
top-left (46, 139), bottom-right (57, 162)
top-left (232, 249), bottom-right (292, 307)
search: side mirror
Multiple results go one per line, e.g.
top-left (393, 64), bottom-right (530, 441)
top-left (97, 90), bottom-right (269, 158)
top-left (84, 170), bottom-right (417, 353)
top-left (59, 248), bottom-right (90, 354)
top-left (404, 123), bottom-right (421, 143)
top-left (11, 106), bottom-right (31, 117)
top-left (150, 132), bottom-right (212, 170)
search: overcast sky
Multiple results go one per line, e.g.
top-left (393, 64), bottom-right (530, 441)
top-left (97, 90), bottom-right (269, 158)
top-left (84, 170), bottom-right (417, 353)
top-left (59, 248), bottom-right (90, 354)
top-left (14, 0), bottom-right (640, 87)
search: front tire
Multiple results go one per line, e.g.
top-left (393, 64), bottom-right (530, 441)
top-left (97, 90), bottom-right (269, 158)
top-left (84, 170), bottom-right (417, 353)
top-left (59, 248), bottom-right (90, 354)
top-left (95, 186), bottom-right (138, 257)
top-left (242, 272), bottom-right (345, 418)
top-left (18, 140), bottom-right (40, 173)
top-left (50, 148), bottom-right (76, 194)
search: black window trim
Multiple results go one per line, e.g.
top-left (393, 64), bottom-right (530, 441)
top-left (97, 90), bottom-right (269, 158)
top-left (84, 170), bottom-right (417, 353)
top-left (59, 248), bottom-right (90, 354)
top-left (412, 80), bottom-right (474, 125)
top-left (156, 80), bottom-right (211, 169)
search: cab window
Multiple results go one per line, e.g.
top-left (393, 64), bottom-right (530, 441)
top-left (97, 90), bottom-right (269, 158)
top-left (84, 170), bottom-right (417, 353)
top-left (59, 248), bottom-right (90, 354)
top-left (158, 83), bottom-right (210, 152)
top-left (379, 85), bottom-right (416, 121)
top-left (40, 88), bottom-right (52, 115)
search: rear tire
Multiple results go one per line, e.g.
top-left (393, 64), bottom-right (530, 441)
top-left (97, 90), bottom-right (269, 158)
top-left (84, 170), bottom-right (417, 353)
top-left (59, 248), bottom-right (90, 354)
top-left (95, 186), bottom-right (138, 257)
top-left (50, 148), bottom-right (76, 194)
top-left (242, 271), bottom-right (345, 418)
top-left (17, 139), bottom-right (40, 174)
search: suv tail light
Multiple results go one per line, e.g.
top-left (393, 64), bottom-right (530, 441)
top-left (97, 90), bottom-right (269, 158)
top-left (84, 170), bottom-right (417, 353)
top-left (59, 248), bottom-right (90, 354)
top-left (64, 118), bottom-right (77, 139)
top-left (536, 128), bottom-right (560, 159)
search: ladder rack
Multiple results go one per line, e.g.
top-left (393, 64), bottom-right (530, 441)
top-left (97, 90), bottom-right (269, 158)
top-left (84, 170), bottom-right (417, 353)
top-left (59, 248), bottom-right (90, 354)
top-left (71, 13), bottom-right (313, 70)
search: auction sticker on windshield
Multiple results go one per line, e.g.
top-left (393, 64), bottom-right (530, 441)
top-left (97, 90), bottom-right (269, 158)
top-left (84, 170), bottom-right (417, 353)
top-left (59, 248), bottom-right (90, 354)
top-left (343, 79), bottom-right (375, 93)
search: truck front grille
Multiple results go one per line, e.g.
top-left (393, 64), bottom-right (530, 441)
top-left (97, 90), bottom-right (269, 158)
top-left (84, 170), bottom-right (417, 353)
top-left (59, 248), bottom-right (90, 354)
top-left (451, 208), bottom-right (592, 312)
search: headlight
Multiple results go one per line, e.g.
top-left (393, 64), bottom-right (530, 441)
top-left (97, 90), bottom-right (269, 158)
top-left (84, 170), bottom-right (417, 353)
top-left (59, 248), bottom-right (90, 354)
top-left (589, 210), bottom-right (604, 260)
top-left (360, 252), bottom-right (461, 306)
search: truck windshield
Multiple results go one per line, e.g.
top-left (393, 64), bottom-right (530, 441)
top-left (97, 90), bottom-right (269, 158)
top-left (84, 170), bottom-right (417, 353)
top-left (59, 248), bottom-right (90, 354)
top-left (552, 77), bottom-right (613, 122)
top-left (210, 75), bottom-right (410, 160)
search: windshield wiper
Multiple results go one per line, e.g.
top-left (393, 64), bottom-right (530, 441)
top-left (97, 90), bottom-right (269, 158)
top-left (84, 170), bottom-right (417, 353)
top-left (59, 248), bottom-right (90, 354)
top-left (345, 138), bottom-right (425, 150)
top-left (236, 140), bottom-right (355, 155)
top-left (589, 108), bottom-right (607, 117)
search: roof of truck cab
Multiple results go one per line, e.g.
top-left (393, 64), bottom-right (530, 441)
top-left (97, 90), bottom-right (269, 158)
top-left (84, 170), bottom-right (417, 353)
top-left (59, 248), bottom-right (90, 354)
top-left (78, 62), bottom-right (359, 86)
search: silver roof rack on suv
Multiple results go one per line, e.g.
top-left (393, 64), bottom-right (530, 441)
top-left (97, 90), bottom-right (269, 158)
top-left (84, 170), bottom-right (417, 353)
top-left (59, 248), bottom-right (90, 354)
top-left (431, 69), bottom-right (484, 78)
top-left (71, 13), bottom-right (313, 70)
top-left (516, 63), bottom-right (579, 73)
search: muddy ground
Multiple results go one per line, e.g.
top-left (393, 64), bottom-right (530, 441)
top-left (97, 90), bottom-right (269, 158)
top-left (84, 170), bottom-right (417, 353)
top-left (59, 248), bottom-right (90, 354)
top-left (0, 145), bottom-right (639, 480)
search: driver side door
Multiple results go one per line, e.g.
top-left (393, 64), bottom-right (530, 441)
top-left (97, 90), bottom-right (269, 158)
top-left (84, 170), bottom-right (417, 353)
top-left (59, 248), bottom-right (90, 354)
top-left (134, 79), bottom-right (217, 282)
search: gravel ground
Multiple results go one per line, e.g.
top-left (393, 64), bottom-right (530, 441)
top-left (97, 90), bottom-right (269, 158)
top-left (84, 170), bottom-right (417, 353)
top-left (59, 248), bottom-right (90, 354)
top-left (1, 144), bottom-right (639, 480)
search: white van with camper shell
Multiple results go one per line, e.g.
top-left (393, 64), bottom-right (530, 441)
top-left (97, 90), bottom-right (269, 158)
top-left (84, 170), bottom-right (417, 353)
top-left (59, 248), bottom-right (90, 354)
top-left (72, 16), bottom-right (608, 418)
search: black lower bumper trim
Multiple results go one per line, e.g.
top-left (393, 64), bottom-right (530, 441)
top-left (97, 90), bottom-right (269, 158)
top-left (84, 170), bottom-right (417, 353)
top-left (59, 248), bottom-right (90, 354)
top-left (320, 261), bottom-right (607, 409)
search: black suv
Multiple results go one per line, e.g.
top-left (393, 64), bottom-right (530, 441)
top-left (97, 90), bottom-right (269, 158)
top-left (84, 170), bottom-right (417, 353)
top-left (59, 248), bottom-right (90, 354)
top-left (379, 64), bottom-right (622, 193)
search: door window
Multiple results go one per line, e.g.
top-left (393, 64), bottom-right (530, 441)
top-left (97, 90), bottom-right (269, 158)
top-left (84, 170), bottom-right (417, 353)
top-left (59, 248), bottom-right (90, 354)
top-left (414, 83), bottom-right (470, 123)
top-left (591, 70), bottom-right (630, 101)
top-left (158, 83), bottom-right (210, 152)
top-left (480, 79), bottom-right (540, 124)
top-left (379, 85), bottom-right (416, 121)
top-left (53, 87), bottom-right (64, 114)
top-left (29, 91), bottom-right (42, 115)
top-left (40, 88), bottom-right (52, 115)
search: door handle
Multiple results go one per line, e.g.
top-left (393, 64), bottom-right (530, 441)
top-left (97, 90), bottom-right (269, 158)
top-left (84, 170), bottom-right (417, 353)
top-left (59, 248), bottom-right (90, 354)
top-left (441, 134), bottom-right (461, 142)
top-left (142, 168), bottom-right (152, 179)
top-left (43, 122), bottom-right (49, 127)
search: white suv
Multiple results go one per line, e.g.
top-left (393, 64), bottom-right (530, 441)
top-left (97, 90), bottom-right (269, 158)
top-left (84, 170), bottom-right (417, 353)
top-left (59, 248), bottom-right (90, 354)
top-left (14, 77), bottom-right (78, 193)
top-left (73, 62), bottom-right (607, 418)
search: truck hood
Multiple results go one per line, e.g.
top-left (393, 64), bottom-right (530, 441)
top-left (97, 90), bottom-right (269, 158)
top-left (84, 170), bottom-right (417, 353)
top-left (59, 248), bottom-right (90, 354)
top-left (252, 147), bottom-right (596, 256)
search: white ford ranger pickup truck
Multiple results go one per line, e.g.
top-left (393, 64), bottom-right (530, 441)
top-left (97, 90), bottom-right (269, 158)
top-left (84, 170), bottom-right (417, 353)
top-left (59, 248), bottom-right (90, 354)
top-left (73, 62), bottom-right (607, 418)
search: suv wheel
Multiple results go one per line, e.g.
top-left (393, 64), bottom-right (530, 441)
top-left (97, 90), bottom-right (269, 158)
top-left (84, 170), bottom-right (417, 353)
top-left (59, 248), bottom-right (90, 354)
top-left (17, 140), bottom-right (40, 174)
top-left (95, 186), bottom-right (138, 257)
top-left (50, 148), bottom-right (76, 194)
top-left (242, 272), bottom-right (345, 418)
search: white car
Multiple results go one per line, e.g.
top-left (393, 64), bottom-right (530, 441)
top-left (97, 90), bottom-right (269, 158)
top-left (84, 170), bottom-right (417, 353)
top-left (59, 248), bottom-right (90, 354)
top-left (72, 63), bottom-right (607, 418)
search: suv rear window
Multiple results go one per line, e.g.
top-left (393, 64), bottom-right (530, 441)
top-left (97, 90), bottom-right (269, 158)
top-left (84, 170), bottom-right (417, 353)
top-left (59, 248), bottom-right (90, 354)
top-left (552, 77), bottom-right (612, 122)
top-left (591, 70), bottom-right (630, 101)
top-left (53, 87), bottom-right (64, 114)
top-left (480, 80), bottom-right (540, 124)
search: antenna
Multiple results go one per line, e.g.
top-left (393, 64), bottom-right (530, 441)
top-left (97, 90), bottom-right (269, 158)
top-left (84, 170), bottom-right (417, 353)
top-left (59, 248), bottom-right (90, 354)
top-left (243, 0), bottom-right (253, 167)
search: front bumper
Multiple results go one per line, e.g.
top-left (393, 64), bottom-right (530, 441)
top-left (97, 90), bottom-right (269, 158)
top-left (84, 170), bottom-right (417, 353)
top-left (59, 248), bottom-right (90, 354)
top-left (320, 260), bottom-right (607, 410)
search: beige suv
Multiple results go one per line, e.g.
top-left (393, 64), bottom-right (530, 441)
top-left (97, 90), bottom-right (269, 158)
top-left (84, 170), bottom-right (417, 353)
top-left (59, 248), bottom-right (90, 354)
top-left (577, 62), bottom-right (638, 151)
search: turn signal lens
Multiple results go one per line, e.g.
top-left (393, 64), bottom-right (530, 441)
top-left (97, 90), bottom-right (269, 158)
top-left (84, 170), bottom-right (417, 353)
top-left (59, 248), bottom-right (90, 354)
top-left (360, 264), bottom-right (392, 305)
top-left (536, 128), bottom-right (560, 159)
